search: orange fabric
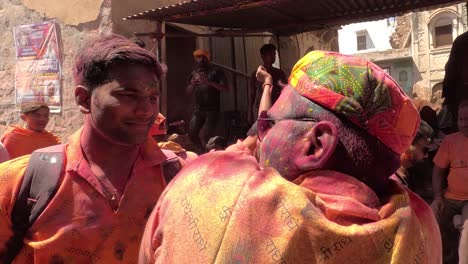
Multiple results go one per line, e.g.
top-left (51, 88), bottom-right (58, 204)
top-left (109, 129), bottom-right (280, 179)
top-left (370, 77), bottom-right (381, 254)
top-left (433, 132), bottom-right (468, 200)
top-left (0, 125), bottom-right (60, 159)
top-left (193, 49), bottom-right (210, 61)
top-left (150, 114), bottom-right (167, 136)
top-left (140, 151), bottom-right (441, 264)
top-left (0, 128), bottom-right (167, 263)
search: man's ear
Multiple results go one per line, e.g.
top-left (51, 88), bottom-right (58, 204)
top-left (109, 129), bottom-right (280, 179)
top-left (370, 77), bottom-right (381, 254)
top-left (20, 113), bottom-right (27, 122)
top-left (75, 85), bottom-right (91, 114)
top-left (294, 121), bottom-right (338, 170)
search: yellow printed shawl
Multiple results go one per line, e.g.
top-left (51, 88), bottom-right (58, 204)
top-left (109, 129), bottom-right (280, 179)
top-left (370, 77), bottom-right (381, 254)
top-left (141, 151), bottom-right (441, 264)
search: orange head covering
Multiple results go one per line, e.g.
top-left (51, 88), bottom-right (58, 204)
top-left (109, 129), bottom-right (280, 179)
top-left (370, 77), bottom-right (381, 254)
top-left (149, 113), bottom-right (167, 136)
top-left (193, 49), bottom-right (210, 61)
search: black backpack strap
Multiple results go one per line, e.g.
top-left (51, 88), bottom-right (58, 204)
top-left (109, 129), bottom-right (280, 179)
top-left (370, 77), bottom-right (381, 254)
top-left (2, 144), bottom-right (65, 263)
top-left (161, 149), bottom-right (182, 183)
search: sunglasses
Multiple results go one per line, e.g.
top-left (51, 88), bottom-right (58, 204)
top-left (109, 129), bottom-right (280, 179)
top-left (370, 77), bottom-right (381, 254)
top-left (257, 110), bottom-right (318, 142)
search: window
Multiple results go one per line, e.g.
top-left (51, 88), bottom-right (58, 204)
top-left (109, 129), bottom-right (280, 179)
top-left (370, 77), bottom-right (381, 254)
top-left (357, 35), bottom-right (367, 51)
top-left (428, 11), bottom-right (457, 49)
top-left (434, 24), bottom-right (453, 47)
top-left (399, 71), bottom-right (408, 82)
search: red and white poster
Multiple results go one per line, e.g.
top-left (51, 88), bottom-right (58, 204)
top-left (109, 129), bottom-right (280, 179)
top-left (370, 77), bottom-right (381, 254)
top-left (13, 21), bottom-right (62, 113)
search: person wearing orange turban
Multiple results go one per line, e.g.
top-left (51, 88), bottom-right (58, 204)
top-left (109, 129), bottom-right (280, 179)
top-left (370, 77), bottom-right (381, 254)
top-left (187, 49), bottom-right (228, 151)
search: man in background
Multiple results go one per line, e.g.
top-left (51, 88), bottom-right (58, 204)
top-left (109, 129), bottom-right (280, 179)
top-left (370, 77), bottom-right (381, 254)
top-left (187, 49), bottom-right (228, 151)
top-left (248, 44), bottom-right (287, 124)
top-left (0, 102), bottom-right (60, 159)
top-left (432, 100), bottom-right (468, 263)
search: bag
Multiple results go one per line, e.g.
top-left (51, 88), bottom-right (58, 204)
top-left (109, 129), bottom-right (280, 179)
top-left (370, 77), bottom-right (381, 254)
top-left (2, 144), bottom-right (65, 263)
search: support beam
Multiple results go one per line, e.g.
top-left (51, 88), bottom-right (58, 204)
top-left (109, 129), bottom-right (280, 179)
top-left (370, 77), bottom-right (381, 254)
top-left (134, 32), bottom-right (274, 38)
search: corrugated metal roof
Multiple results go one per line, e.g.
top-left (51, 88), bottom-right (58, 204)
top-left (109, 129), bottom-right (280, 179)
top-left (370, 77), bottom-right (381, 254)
top-left (123, 0), bottom-right (464, 35)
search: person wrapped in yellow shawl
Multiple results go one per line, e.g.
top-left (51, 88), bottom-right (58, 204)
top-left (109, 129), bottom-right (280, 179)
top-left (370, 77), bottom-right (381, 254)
top-left (140, 51), bottom-right (441, 263)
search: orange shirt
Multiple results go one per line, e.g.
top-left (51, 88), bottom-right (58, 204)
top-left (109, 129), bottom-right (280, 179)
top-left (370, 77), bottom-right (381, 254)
top-left (433, 132), bottom-right (468, 200)
top-left (140, 151), bottom-right (441, 264)
top-left (0, 128), bottom-right (167, 263)
top-left (0, 125), bottom-right (61, 159)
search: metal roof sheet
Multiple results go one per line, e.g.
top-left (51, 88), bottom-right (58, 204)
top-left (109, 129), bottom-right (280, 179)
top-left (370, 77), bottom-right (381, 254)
top-left (124, 0), bottom-right (463, 35)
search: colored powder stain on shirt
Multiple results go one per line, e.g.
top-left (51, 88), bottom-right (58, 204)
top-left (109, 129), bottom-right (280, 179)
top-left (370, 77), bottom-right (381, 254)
top-left (0, 125), bottom-right (60, 159)
top-left (0, 128), bottom-right (167, 263)
top-left (140, 151), bottom-right (441, 264)
top-left (433, 132), bottom-right (468, 200)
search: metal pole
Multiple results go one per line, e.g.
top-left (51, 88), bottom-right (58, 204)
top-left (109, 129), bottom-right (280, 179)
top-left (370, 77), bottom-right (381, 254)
top-left (231, 37), bottom-right (238, 111)
top-left (160, 21), bottom-right (168, 118)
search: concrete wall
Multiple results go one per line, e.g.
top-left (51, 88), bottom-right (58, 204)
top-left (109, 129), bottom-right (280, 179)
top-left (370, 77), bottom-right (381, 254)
top-left (338, 19), bottom-right (395, 54)
top-left (0, 0), bottom-right (112, 141)
top-left (390, 13), bottom-right (412, 49)
top-left (375, 59), bottom-right (414, 95)
top-left (338, 19), bottom-right (416, 95)
top-left (338, 3), bottom-right (467, 101)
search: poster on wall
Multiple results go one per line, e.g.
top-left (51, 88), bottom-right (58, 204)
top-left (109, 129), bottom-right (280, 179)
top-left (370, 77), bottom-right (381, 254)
top-left (13, 20), bottom-right (62, 113)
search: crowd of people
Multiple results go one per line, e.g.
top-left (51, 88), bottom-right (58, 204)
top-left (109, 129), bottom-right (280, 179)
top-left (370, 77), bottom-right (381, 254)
top-left (0, 31), bottom-right (466, 263)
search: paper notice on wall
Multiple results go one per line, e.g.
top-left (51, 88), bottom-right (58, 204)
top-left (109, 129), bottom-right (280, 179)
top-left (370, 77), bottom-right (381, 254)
top-left (13, 21), bottom-right (62, 113)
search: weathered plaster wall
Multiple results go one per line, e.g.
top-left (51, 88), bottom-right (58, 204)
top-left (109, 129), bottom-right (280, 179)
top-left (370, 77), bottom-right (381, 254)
top-left (0, 0), bottom-right (112, 141)
top-left (390, 13), bottom-right (412, 49)
top-left (21, 0), bottom-right (104, 25)
top-left (338, 19), bottom-right (394, 54)
top-left (411, 3), bottom-right (467, 101)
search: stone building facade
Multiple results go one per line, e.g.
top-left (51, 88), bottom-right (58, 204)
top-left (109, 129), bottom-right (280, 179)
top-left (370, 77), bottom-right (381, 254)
top-left (409, 3), bottom-right (467, 102)
top-left (339, 3), bottom-right (467, 107)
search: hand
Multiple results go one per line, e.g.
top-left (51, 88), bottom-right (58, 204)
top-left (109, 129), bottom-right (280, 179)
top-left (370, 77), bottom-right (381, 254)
top-left (431, 197), bottom-right (444, 216)
top-left (255, 66), bottom-right (272, 84)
